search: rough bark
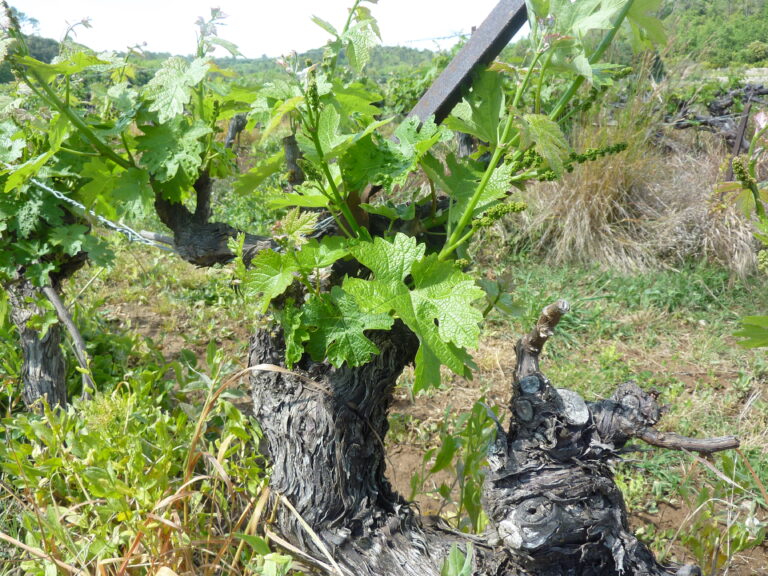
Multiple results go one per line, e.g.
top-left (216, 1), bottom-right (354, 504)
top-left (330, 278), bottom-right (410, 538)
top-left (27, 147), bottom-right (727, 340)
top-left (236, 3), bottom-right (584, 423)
top-left (6, 276), bottom-right (68, 409)
top-left (248, 301), bottom-right (735, 576)
top-left (153, 175), bottom-right (275, 267)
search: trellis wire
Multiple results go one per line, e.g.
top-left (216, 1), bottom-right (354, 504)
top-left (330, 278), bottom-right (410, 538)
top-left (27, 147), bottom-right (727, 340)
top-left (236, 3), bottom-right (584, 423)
top-left (3, 162), bottom-right (174, 252)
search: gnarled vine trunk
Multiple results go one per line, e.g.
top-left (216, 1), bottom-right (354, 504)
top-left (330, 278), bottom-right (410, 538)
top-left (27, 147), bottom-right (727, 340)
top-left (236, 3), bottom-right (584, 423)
top-left (6, 276), bottom-right (68, 409)
top-left (249, 301), bottom-right (734, 576)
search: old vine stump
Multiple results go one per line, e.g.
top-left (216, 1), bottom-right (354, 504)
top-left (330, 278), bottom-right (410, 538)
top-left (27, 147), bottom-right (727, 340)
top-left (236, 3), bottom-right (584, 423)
top-left (248, 301), bottom-right (735, 575)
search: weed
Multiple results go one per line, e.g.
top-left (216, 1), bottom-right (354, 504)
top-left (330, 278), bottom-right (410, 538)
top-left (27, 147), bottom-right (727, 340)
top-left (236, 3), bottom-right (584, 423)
top-left (408, 400), bottom-right (498, 533)
top-left (0, 347), bottom-right (273, 575)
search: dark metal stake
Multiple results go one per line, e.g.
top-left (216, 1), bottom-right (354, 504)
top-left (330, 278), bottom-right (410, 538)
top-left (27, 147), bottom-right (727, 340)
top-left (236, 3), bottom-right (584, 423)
top-left (407, 0), bottom-right (528, 124)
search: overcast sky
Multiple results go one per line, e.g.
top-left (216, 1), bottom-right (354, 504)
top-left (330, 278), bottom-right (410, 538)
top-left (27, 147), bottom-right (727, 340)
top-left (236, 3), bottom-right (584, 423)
top-left (19, 1), bottom-right (503, 58)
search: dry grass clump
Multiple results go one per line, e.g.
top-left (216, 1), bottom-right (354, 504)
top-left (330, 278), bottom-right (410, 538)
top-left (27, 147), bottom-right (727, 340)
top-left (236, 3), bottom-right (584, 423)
top-left (511, 93), bottom-right (758, 276)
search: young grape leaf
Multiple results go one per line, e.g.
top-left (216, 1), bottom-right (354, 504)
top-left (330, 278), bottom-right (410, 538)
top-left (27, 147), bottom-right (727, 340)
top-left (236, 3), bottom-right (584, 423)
top-left (49, 224), bottom-right (89, 256)
top-left (0, 120), bottom-right (25, 163)
top-left (19, 51), bottom-right (110, 83)
top-left (443, 70), bottom-right (505, 146)
top-left (136, 121), bottom-right (211, 184)
top-left (345, 234), bottom-right (482, 391)
top-left (278, 299), bottom-right (310, 368)
top-left (243, 250), bottom-right (299, 313)
top-left (143, 57), bottom-right (209, 123)
top-left (112, 168), bottom-right (153, 219)
top-left (317, 105), bottom-right (352, 157)
top-left (304, 286), bottom-right (394, 367)
top-left (519, 114), bottom-right (570, 176)
top-left (274, 208), bottom-right (318, 247)
top-left (295, 237), bottom-right (350, 270)
top-left (343, 20), bottom-right (379, 74)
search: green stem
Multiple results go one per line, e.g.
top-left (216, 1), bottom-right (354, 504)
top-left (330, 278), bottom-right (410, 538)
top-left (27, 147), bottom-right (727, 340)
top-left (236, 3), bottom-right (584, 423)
top-left (437, 46), bottom-right (548, 260)
top-left (548, 0), bottom-right (635, 121)
top-left (25, 68), bottom-right (133, 170)
top-left (512, 50), bottom-right (542, 110)
top-left (438, 112), bottom-right (516, 261)
top-left (304, 104), bottom-right (360, 237)
top-left (535, 49), bottom-right (556, 114)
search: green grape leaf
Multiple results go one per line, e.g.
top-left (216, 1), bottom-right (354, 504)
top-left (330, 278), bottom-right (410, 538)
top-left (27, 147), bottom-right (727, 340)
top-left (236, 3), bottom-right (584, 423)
top-left (268, 189), bottom-right (330, 209)
top-left (421, 154), bottom-right (477, 216)
top-left (0, 121), bottom-right (25, 163)
top-left (4, 116), bottom-right (68, 192)
top-left (627, 0), bottom-right (667, 49)
top-left (551, 0), bottom-right (625, 37)
top-left (234, 149), bottom-right (285, 195)
top-left (484, 161), bottom-right (516, 201)
top-left (260, 95), bottom-right (304, 142)
top-left (107, 81), bottom-right (138, 114)
top-left (274, 208), bottom-right (318, 247)
top-left (360, 201), bottom-right (416, 222)
top-left (143, 57), bottom-right (209, 123)
top-left (311, 15), bottom-right (339, 38)
top-left (345, 234), bottom-right (482, 391)
top-left (81, 235), bottom-right (114, 268)
top-left (112, 168), bottom-right (153, 219)
top-left (352, 232), bottom-right (424, 282)
top-left (519, 114), bottom-right (570, 176)
top-left (279, 299), bottom-right (310, 368)
top-left (19, 51), bottom-right (110, 83)
top-left (78, 158), bottom-right (120, 220)
top-left (333, 83), bottom-right (382, 120)
top-left (478, 278), bottom-right (522, 316)
top-left (422, 154), bottom-right (507, 223)
top-left (526, 0), bottom-right (551, 20)
top-left (411, 254), bottom-right (484, 349)
top-left (735, 316), bottom-right (768, 349)
top-left (394, 115), bottom-right (453, 160)
top-left (49, 224), bottom-right (89, 256)
top-left (243, 250), bottom-right (299, 313)
top-left (136, 121), bottom-right (211, 185)
top-left (295, 237), bottom-right (350, 270)
top-left (317, 105), bottom-right (352, 158)
top-left (344, 20), bottom-right (379, 74)
top-left (304, 286), bottom-right (393, 367)
top-left (443, 70), bottom-right (505, 146)
top-left (25, 261), bottom-right (56, 287)
top-left (341, 134), bottom-right (407, 191)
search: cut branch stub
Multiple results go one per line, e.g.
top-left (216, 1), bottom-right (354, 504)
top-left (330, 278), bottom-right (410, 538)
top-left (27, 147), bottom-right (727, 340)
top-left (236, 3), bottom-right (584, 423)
top-left (514, 299), bottom-right (570, 384)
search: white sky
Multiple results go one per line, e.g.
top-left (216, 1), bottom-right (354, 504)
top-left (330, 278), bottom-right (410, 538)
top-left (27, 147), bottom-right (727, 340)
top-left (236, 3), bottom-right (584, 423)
top-left (19, 1), bottom-right (503, 58)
